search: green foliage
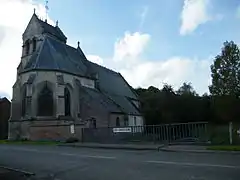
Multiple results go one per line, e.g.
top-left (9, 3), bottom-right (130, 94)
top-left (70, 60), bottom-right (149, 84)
top-left (209, 41), bottom-right (240, 96)
top-left (176, 82), bottom-right (198, 96)
top-left (207, 145), bottom-right (240, 151)
top-left (135, 82), bottom-right (209, 125)
top-left (135, 82), bottom-right (240, 125)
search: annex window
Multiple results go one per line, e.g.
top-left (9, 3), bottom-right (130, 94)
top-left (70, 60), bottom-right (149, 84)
top-left (90, 117), bottom-right (96, 128)
top-left (124, 116), bottom-right (128, 126)
top-left (116, 117), bottom-right (120, 127)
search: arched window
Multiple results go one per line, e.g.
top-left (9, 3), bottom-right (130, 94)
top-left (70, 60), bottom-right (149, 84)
top-left (116, 117), bottom-right (120, 127)
top-left (25, 40), bottom-right (30, 55)
top-left (37, 83), bottom-right (53, 116)
top-left (64, 87), bottom-right (71, 116)
top-left (32, 38), bottom-right (37, 52)
top-left (124, 116), bottom-right (128, 126)
top-left (90, 117), bottom-right (96, 128)
top-left (21, 87), bottom-right (27, 117)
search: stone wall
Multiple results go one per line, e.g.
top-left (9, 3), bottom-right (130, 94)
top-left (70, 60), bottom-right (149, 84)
top-left (11, 71), bottom-right (95, 121)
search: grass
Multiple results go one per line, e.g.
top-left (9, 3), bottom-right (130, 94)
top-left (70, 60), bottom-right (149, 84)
top-left (207, 145), bottom-right (240, 151)
top-left (0, 140), bottom-right (61, 145)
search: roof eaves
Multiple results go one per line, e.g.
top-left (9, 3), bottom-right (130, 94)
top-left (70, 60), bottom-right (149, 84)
top-left (87, 60), bottom-right (120, 76)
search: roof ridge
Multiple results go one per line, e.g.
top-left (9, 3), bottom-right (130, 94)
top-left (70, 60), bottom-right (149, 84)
top-left (34, 38), bottom-right (47, 69)
top-left (45, 38), bottom-right (60, 70)
top-left (118, 73), bottom-right (138, 99)
top-left (87, 60), bottom-right (120, 75)
top-left (63, 44), bottom-right (86, 73)
top-left (101, 91), bottom-right (125, 113)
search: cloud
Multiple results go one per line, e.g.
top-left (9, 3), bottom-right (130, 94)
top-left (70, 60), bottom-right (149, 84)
top-left (113, 32), bottom-right (150, 66)
top-left (92, 32), bottom-right (211, 95)
top-left (139, 6), bottom-right (149, 29)
top-left (180, 0), bottom-right (211, 35)
top-left (0, 0), bottom-right (53, 98)
top-left (86, 55), bottom-right (104, 65)
top-left (236, 5), bottom-right (240, 19)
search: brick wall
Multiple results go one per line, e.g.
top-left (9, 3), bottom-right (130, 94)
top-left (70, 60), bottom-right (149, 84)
top-left (30, 125), bottom-right (70, 141)
top-left (0, 98), bottom-right (11, 139)
top-left (9, 119), bottom-right (83, 141)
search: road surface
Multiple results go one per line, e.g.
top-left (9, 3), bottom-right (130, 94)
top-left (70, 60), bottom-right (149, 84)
top-left (0, 144), bottom-right (239, 180)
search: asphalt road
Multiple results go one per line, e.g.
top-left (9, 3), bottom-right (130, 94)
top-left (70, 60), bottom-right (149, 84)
top-left (0, 144), bottom-right (239, 180)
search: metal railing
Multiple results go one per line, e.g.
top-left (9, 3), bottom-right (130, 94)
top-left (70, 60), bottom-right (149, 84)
top-left (82, 122), bottom-right (208, 144)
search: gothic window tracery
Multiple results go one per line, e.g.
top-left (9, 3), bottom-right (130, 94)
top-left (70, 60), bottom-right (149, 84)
top-left (37, 83), bottom-right (53, 116)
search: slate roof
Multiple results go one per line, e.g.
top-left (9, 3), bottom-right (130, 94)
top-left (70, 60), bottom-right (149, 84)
top-left (103, 93), bottom-right (140, 115)
top-left (22, 37), bottom-right (89, 77)
top-left (79, 86), bottom-right (122, 114)
top-left (37, 17), bottom-right (67, 43)
top-left (0, 97), bottom-right (10, 104)
top-left (20, 33), bottom-right (140, 115)
top-left (86, 61), bottom-right (138, 99)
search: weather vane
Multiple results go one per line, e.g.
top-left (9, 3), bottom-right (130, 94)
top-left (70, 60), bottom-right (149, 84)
top-left (45, 0), bottom-right (49, 22)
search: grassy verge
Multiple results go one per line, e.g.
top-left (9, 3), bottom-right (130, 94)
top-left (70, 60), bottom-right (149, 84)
top-left (0, 140), bottom-right (61, 145)
top-left (207, 145), bottom-right (240, 151)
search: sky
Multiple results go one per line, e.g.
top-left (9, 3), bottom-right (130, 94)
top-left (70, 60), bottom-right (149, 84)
top-left (1, 0), bottom-right (240, 99)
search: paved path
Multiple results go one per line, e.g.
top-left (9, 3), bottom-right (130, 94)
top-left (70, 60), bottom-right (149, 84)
top-left (0, 144), bottom-right (239, 180)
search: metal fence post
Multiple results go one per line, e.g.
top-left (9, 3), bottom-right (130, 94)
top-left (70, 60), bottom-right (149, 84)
top-left (229, 122), bottom-right (233, 145)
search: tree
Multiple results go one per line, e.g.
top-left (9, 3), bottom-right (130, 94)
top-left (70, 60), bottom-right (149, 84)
top-left (162, 83), bottom-right (175, 94)
top-left (209, 41), bottom-right (240, 96)
top-left (177, 82), bottom-right (198, 96)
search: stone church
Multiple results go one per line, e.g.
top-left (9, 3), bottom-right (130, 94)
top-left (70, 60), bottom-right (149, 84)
top-left (8, 12), bottom-right (143, 140)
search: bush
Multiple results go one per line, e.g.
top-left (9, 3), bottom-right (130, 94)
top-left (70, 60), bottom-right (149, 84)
top-left (65, 137), bottom-right (79, 143)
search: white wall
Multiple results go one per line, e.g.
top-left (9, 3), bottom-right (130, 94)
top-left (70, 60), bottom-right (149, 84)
top-left (128, 115), bottom-right (144, 126)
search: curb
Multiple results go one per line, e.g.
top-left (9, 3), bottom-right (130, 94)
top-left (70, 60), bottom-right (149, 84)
top-left (58, 144), bottom-right (164, 151)
top-left (158, 147), bottom-right (240, 154)
top-left (0, 166), bottom-right (35, 176)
